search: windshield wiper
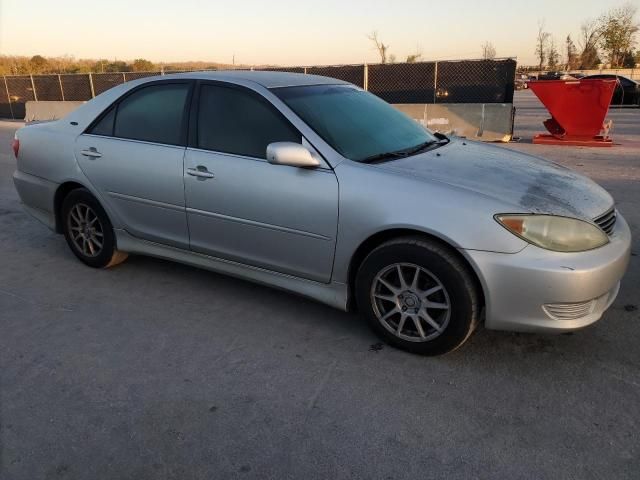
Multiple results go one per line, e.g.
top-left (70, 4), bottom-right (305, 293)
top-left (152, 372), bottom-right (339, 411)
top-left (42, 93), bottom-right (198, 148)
top-left (403, 136), bottom-right (450, 155)
top-left (359, 150), bottom-right (410, 163)
top-left (360, 136), bottom-right (450, 164)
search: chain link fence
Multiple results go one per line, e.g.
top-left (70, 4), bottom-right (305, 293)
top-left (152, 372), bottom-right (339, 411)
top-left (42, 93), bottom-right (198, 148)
top-left (0, 58), bottom-right (516, 119)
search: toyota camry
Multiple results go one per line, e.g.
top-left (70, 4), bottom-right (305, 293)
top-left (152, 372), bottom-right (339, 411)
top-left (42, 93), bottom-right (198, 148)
top-left (12, 71), bottom-right (631, 355)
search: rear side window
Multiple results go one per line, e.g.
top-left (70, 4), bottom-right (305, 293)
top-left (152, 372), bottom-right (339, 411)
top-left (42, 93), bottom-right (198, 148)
top-left (105, 83), bottom-right (190, 145)
top-left (618, 77), bottom-right (634, 87)
top-left (197, 84), bottom-right (300, 158)
top-left (89, 106), bottom-right (115, 136)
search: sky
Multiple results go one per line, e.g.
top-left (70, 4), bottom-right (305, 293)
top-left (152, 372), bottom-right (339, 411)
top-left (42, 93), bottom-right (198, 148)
top-left (0, 0), bottom-right (631, 66)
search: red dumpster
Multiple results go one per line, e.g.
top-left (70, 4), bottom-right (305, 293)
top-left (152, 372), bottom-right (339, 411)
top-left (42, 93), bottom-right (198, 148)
top-left (528, 79), bottom-right (617, 147)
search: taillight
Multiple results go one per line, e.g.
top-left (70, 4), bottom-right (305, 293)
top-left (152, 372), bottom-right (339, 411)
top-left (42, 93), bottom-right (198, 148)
top-left (12, 137), bottom-right (19, 158)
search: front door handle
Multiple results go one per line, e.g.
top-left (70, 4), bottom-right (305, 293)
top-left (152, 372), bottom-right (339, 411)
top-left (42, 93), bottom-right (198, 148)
top-left (80, 147), bottom-right (102, 158)
top-left (187, 166), bottom-right (215, 179)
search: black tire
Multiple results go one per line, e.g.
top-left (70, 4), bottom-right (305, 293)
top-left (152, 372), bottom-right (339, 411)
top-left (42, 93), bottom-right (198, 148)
top-left (355, 236), bottom-right (480, 356)
top-left (61, 188), bottom-right (127, 268)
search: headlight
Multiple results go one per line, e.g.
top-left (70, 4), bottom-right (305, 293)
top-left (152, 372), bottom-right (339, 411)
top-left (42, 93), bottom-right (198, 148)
top-left (495, 214), bottom-right (609, 252)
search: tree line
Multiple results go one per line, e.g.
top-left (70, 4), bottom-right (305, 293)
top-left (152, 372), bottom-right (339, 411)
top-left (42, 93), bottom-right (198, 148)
top-left (3, 4), bottom-right (638, 77)
top-left (535, 4), bottom-right (638, 71)
top-left (0, 56), bottom-right (239, 76)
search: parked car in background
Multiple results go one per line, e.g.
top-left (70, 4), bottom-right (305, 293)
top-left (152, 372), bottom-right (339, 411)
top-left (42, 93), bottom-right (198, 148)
top-left (12, 71), bottom-right (631, 355)
top-left (583, 74), bottom-right (640, 106)
top-left (568, 72), bottom-right (587, 79)
top-left (537, 71), bottom-right (570, 80)
top-left (515, 74), bottom-right (529, 90)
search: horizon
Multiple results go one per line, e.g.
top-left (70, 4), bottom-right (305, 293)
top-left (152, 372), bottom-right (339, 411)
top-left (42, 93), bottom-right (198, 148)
top-left (0, 0), bottom-right (633, 66)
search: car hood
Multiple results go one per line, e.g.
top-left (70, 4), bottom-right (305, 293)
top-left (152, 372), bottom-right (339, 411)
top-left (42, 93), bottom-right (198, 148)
top-left (376, 138), bottom-right (613, 220)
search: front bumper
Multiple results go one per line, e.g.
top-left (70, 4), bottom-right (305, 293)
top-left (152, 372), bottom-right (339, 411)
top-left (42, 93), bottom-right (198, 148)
top-left (464, 212), bottom-right (632, 333)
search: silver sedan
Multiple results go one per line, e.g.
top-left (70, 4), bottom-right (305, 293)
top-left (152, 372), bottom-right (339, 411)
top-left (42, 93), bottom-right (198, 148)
top-left (12, 71), bottom-right (631, 355)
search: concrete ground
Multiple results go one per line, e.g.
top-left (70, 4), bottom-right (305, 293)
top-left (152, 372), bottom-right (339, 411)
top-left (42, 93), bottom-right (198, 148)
top-left (1, 90), bottom-right (638, 479)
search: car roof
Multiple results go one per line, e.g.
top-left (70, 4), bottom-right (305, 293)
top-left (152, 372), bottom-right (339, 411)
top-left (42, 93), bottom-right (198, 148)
top-left (584, 73), bottom-right (636, 82)
top-left (158, 70), bottom-right (349, 88)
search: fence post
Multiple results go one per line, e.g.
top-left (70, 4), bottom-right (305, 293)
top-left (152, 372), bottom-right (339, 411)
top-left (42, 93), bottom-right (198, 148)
top-left (304, 67), bottom-right (308, 75)
top-left (433, 61), bottom-right (438, 103)
top-left (58, 74), bottom-right (65, 101)
top-left (122, 72), bottom-right (127, 83)
top-left (30, 74), bottom-right (38, 102)
top-left (363, 63), bottom-right (368, 90)
top-left (88, 73), bottom-right (96, 98)
top-left (4, 76), bottom-right (14, 120)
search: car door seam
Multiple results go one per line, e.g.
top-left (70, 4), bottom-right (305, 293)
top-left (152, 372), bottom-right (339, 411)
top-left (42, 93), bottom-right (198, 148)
top-left (107, 191), bottom-right (185, 212)
top-left (186, 207), bottom-right (332, 241)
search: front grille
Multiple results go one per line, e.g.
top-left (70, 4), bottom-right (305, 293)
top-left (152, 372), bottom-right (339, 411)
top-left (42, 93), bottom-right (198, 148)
top-left (542, 285), bottom-right (618, 321)
top-left (543, 300), bottom-right (595, 320)
top-left (594, 207), bottom-right (616, 235)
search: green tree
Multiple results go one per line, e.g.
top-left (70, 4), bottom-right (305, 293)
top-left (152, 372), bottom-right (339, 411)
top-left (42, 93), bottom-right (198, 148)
top-left (132, 58), bottom-right (156, 72)
top-left (29, 55), bottom-right (49, 73)
top-left (598, 4), bottom-right (638, 67)
top-left (105, 61), bottom-right (131, 72)
top-left (621, 50), bottom-right (637, 67)
top-left (92, 59), bottom-right (110, 73)
top-left (565, 35), bottom-right (579, 70)
top-left (578, 19), bottom-right (602, 68)
top-left (547, 38), bottom-right (560, 69)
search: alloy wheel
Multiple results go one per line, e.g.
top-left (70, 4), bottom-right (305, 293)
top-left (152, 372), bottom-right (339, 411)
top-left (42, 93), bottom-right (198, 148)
top-left (67, 203), bottom-right (104, 258)
top-left (370, 263), bottom-right (451, 342)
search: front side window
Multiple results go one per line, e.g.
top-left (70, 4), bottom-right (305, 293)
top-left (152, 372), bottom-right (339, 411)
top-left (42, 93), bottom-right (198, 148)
top-left (273, 85), bottom-right (436, 162)
top-left (197, 84), bottom-right (301, 158)
top-left (110, 83), bottom-right (190, 145)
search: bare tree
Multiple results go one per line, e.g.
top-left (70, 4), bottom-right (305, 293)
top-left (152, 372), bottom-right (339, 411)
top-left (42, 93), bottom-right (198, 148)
top-left (535, 20), bottom-right (550, 72)
top-left (406, 45), bottom-right (423, 63)
top-left (481, 41), bottom-right (496, 60)
top-left (598, 3), bottom-right (639, 67)
top-left (578, 19), bottom-right (602, 68)
top-left (367, 31), bottom-right (390, 64)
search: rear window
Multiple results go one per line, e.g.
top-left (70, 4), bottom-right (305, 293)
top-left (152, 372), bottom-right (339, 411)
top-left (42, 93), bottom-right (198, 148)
top-left (114, 83), bottom-right (190, 145)
top-left (89, 83), bottom-right (190, 145)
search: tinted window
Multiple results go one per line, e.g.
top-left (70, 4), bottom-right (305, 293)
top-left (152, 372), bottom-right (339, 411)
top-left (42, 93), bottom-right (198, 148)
top-left (274, 85), bottom-right (435, 162)
top-left (114, 83), bottom-right (190, 145)
top-left (89, 106), bottom-right (115, 136)
top-left (197, 84), bottom-right (300, 158)
top-left (618, 77), bottom-right (634, 87)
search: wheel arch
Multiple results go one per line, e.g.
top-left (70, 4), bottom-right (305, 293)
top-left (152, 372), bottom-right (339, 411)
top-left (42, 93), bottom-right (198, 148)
top-left (54, 181), bottom-right (88, 233)
top-left (54, 180), bottom-right (119, 235)
top-left (346, 228), bottom-right (486, 313)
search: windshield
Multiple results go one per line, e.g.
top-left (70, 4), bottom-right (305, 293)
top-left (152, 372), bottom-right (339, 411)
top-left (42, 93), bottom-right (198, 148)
top-left (272, 84), bottom-right (437, 162)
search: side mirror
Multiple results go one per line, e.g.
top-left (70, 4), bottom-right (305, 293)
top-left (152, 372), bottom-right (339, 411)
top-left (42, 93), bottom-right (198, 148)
top-left (266, 142), bottom-right (320, 168)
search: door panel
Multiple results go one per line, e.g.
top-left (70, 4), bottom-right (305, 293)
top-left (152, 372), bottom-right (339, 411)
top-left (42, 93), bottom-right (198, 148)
top-left (184, 149), bottom-right (338, 283)
top-left (75, 135), bottom-right (188, 248)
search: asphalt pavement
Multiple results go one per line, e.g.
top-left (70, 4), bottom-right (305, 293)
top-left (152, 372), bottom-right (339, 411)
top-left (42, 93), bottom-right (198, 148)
top-left (1, 91), bottom-right (639, 479)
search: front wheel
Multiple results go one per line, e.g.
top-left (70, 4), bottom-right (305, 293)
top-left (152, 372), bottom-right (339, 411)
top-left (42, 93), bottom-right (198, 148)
top-left (355, 237), bottom-right (480, 356)
top-left (61, 188), bottom-right (128, 268)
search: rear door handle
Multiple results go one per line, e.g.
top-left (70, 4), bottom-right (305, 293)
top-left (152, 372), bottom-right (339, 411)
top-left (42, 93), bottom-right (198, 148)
top-left (80, 147), bottom-right (102, 158)
top-left (187, 166), bottom-right (215, 179)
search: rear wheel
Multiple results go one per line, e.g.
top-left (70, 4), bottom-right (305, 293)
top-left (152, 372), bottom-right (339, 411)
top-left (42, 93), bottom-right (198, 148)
top-left (355, 237), bottom-right (480, 356)
top-left (61, 188), bottom-right (127, 268)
